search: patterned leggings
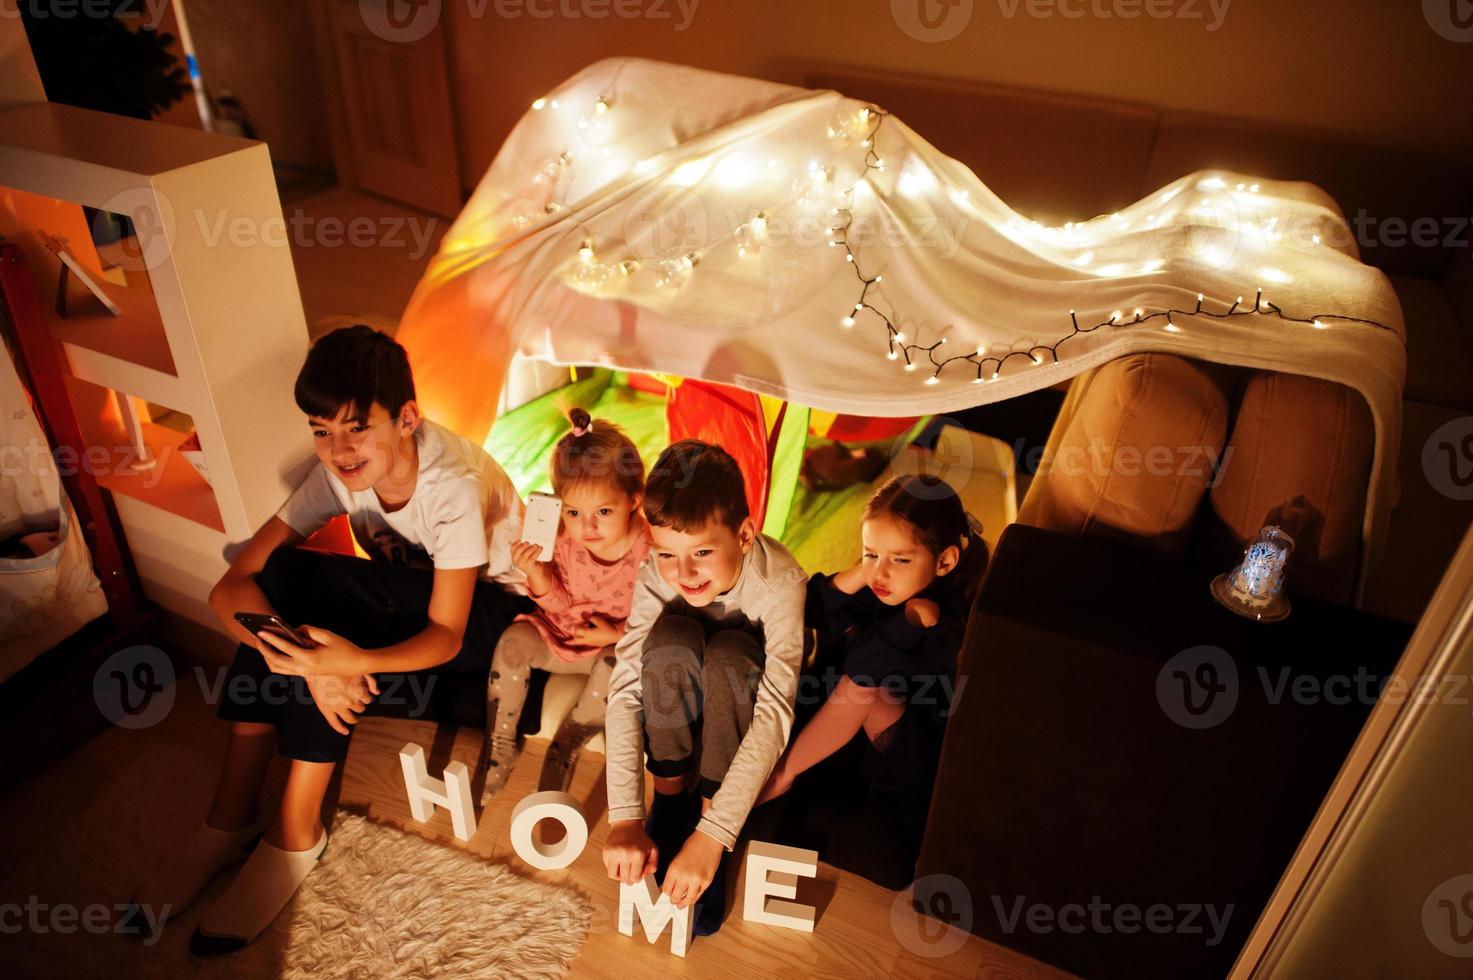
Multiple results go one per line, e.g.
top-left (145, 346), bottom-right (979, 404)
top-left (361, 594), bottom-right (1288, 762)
top-left (484, 621), bottom-right (616, 797)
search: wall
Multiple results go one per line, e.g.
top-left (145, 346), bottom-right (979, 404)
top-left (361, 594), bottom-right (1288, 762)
top-left (440, 0), bottom-right (1473, 193)
top-left (1266, 529), bottom-right (1473, 978)
top-left (0, 14), bottom-right (45, 109)
top-left (181, 0), bottom-right (333, 170)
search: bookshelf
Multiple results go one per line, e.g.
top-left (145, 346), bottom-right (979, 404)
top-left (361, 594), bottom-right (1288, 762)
top-left (0, 100), bottom-right (311, 630)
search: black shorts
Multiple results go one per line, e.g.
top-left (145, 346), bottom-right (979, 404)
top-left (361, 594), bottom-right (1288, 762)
top-left (216, 547), bottom-right (529, 762)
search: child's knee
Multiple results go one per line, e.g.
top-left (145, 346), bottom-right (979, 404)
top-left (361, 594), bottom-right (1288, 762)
top-left (492, 621), bottom-right (543, 673)
top-left (255, 546), bottom-right (316, 606)
top-left (702, 631), bottom-right (762, 701)
top-left (643, 613), bottom-right (703, 658)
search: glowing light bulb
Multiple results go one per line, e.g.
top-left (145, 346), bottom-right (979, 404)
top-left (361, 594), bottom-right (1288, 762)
top-left (904, 362), bottom-right (917, 372)
top-left (1311, 233), bottom-right (1322, 246)
top-left (1312, 319), bottom-right (1326, 329)
top-left (1132, 308), bottom-right (1144, 319)
top-left (1031, 353), bottom-right (1044, 365)
top-left (887, 350), bottom-right (898, 360)
top-left (990, 370), bottom-right (1001, 382)
top-left (578, 240), bottom-right (595, 264)
top-left (1164, 318), bottom-right (1182, 333)
top-left (925, 375), bottom-right (939, 385)
top-left (595, 97), bottom-right (610, 114)
top-left (1110, 310), bottom-right (1122, 323)
top-left (841, 316), bottom-right (855, 327)
top-left (549, 99), bottom-right (560, 110)
top-left (532, 97), bottom-right (547, 111)
top-left (874, 274), bottom-right (883, 283)
top-left (894, 332), bottom-right (906, 343)
top-left (854, 303), bottom-right (864, 311)
top-left (845, 254), bottom-right (854, 262)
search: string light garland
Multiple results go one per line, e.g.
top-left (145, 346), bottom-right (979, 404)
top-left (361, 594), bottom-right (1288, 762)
top-left (826, 104), bottom-right (1400, 386)
top-left (521, 65), bottom-right (1399, 389)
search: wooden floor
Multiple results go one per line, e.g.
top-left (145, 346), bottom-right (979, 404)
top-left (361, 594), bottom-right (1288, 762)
top-left (339, 714), bottom-right (1071, 979)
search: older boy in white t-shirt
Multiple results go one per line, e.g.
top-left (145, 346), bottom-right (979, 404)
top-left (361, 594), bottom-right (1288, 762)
top-left (125, 326), bottom-right (529, 954)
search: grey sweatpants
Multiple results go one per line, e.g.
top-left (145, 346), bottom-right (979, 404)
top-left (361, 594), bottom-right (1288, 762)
top-left (641, 612), bottom-right (765, 799)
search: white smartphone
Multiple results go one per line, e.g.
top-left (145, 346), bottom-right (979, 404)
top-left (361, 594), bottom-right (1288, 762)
top-left (520, 491), bottom-right (563, 562)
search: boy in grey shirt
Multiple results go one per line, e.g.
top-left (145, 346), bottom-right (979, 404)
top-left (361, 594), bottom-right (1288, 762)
top-left (602, 440), bottom-right (807, 935)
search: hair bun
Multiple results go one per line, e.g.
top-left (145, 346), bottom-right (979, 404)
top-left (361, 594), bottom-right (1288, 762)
top-left (568, 406), bottom-right (592, 436)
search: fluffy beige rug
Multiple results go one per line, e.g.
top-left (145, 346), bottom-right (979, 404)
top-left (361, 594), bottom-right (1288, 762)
top-left (1, 709), bottom-right (592, 979)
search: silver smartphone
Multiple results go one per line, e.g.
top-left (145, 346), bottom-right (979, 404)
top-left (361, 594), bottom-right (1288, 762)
top-left (520, 491), bottom-right (563, 562)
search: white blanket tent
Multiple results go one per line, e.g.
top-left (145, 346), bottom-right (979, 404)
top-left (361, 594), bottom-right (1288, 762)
top-left (395, 57), bottom-right (1406, 589)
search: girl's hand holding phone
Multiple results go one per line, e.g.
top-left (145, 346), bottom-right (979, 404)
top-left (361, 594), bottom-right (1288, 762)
top-left (511, 540), bottom-right (555, 596)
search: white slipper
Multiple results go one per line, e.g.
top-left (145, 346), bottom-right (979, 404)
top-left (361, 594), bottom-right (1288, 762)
top-left (190, 827), bottom-right (328, 955)
top-left (123, 816), bottom-right (267, 937)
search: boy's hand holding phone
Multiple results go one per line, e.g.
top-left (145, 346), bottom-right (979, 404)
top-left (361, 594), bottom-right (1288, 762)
top-left (252, 621), bottom-right (368, 678)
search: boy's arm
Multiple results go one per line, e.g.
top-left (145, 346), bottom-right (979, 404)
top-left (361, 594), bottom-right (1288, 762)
top-left (604, 565), bottom-right (665, 825)
top-left (208, 516), bottom-right (306, 647)
top-left (695, 569), bottom-right (808, 850)
top-left (257, 565), bottom-right (479, 675)
top-left (257, 476), bottom-right (485, 675)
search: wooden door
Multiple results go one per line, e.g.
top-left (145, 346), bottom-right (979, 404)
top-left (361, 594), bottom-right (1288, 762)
top-left (324, 0), bottom-right (462, 217)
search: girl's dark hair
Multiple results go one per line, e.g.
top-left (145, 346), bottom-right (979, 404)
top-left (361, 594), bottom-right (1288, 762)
top-left (551, 406), bottom-right (645, 498)
top-left (863, 474), bottom-right (989, 608)
top-left (294, 325), bottom-right (416, 421)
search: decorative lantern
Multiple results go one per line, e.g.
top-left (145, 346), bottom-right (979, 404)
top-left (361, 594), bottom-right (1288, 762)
top-left (1211, 525), bottom-right (1294, 623)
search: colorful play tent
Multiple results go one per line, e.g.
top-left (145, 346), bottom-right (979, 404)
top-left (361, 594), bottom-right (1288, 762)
top-left (395, 58), bottom-right (1405, 577)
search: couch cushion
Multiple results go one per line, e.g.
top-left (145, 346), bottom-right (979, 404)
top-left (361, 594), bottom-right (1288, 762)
top-left (805, 66), bottom-right (1158, 224)
top-left (1390, 273), bottom-right (1473, 411)
top-left (1208, 373), bottom-right (1374, 606)
top-left (1144, 109), bottom-right (1473, 278)
top-left (1018, 353), bottom-right (1229, 560)
top-left (1445, 241), bottom-right (1473, 343)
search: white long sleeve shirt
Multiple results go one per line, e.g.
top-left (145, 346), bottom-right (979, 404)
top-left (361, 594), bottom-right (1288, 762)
top-left (604, 534), bottom-right (808, 849)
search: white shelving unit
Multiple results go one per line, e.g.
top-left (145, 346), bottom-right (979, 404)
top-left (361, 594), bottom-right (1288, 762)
top-left (0, 100), bottom-right (311, 628)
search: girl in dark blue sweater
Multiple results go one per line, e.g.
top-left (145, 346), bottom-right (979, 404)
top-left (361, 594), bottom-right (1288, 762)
top-left (755, 474), bottom-right (987, 886)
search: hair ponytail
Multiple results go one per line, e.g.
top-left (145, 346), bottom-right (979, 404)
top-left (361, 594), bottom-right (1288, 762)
top-left (951, 512), bottom-right (990, 608)
top-left (551, 405), bottom-right (644, 498)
